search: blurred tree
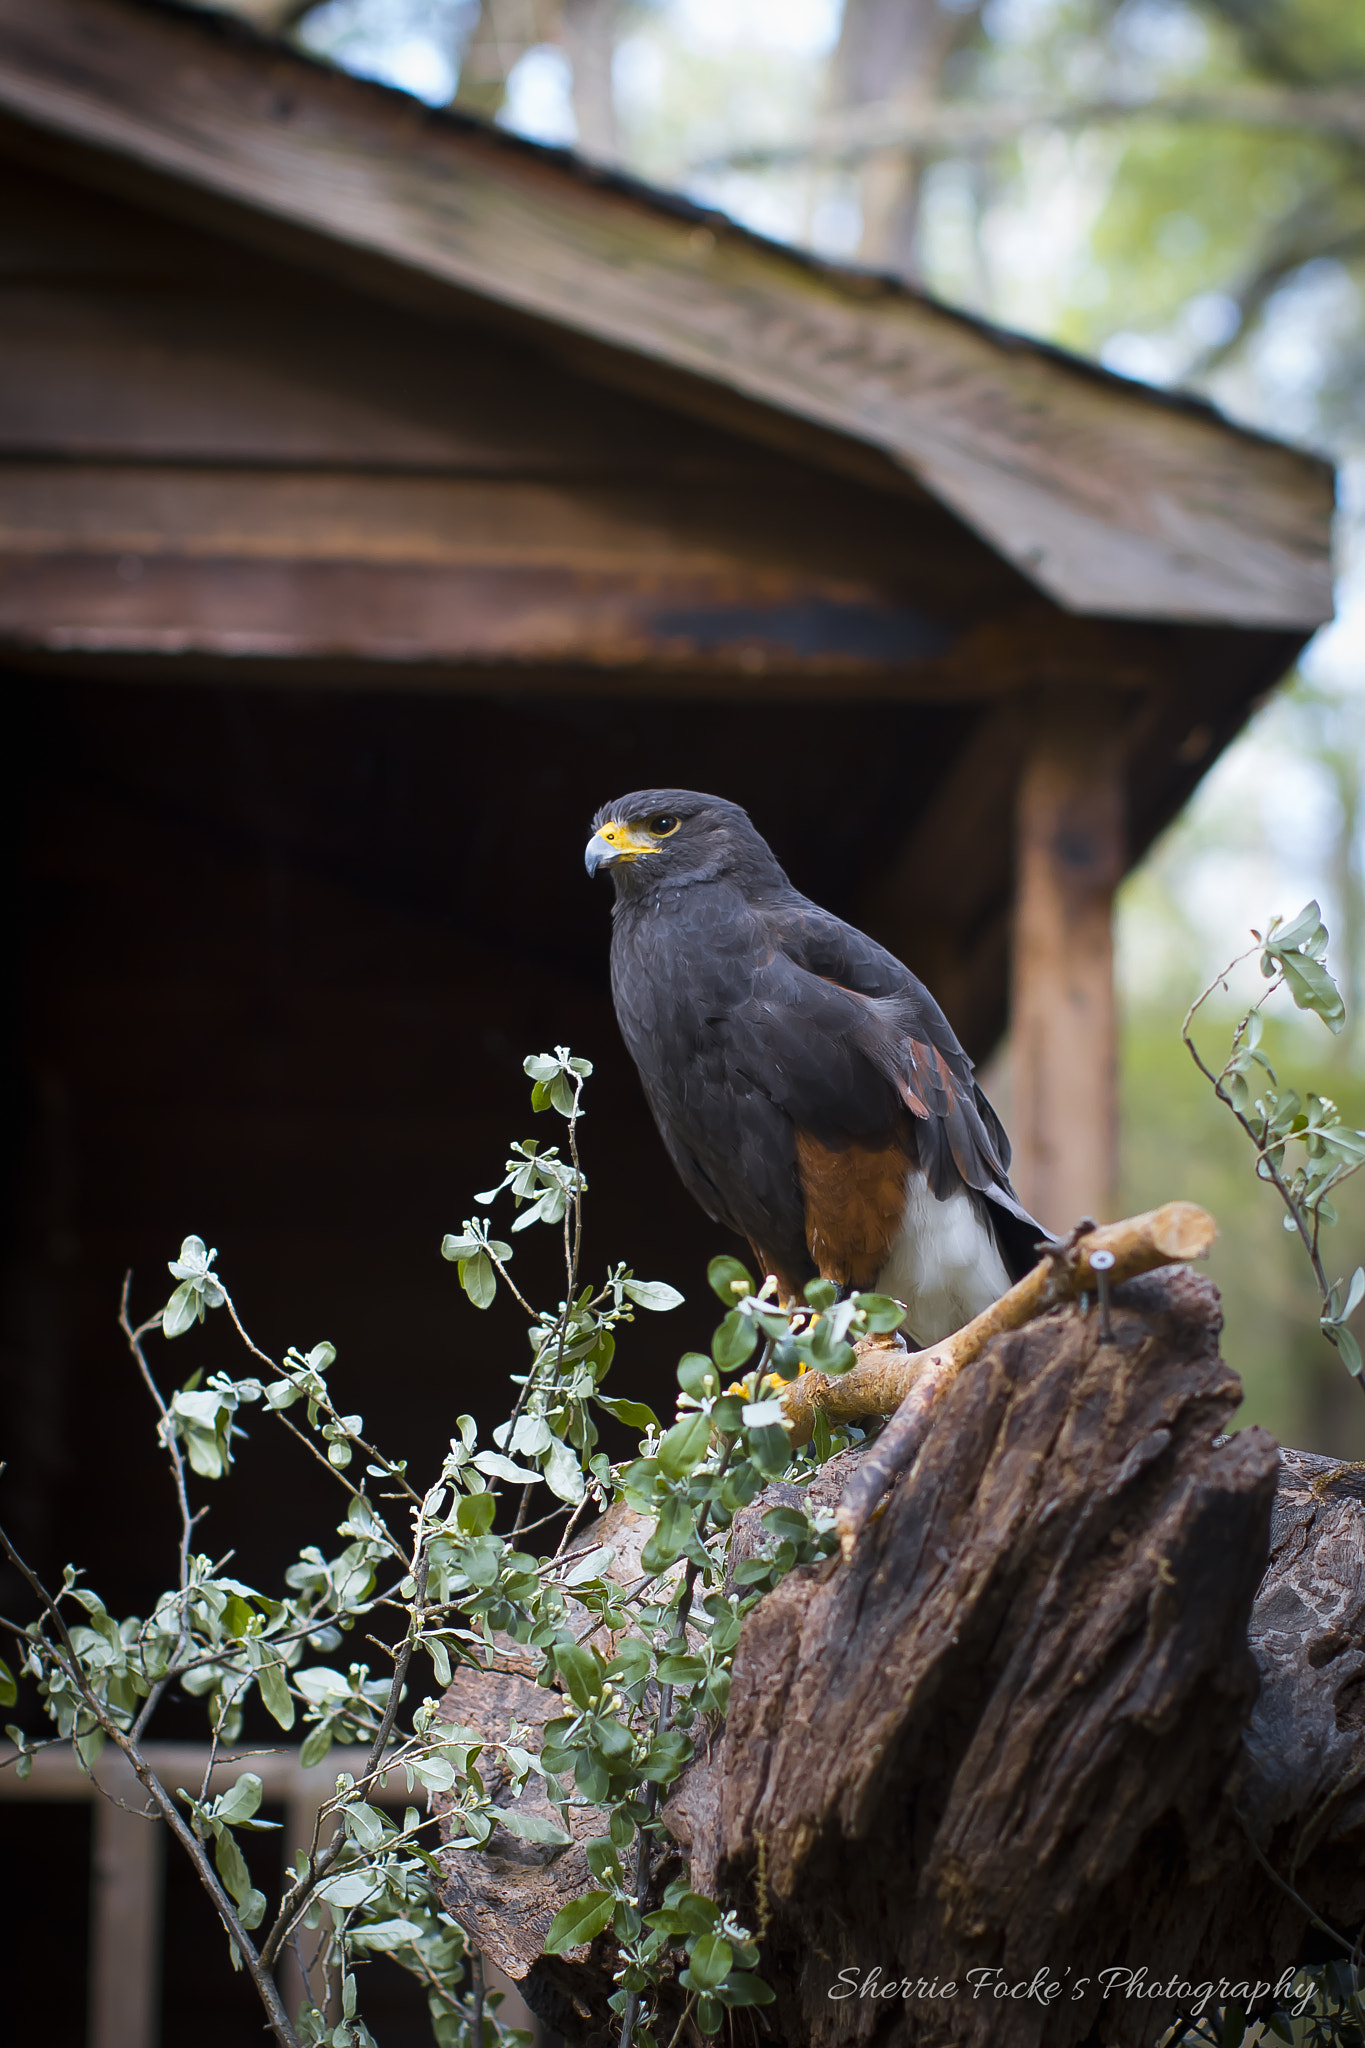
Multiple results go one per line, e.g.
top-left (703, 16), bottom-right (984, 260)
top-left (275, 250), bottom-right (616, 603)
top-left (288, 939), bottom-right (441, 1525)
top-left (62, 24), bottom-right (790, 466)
top-left (452, 0), bottom-right (560, 121)
top-left (822, 0), bottom-right (983, 276)
top-left (561, 0), bottom-right (621, 158)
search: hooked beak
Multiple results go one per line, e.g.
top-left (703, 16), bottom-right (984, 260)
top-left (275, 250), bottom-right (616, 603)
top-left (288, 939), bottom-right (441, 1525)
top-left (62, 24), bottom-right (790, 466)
top-left (584, 820), bottom-right (658, 876)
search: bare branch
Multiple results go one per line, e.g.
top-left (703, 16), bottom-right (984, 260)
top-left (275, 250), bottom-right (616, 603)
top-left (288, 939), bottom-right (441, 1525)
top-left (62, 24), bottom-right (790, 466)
top-left (691, 82), bottom-right (1365, 173)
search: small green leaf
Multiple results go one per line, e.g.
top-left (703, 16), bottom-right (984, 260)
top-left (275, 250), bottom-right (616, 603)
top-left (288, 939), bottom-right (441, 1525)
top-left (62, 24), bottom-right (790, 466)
top-left (299, 1724), bottom-right (334, 1768)
top-left (622, 1280), bottom-right (684, 1312)
top-left (677, 1354), bottom-right (720, 1400)
top-left (594, 1394), bottom-right (660, 1432)
top-left (655, 1654), bottom-right (706, 1685)
top-left (215, 1773), bottom-right (265, 1826)
top-left (456, 1492), bottom-right (497, 1536)
top-left (498, 1807), bottom-right (573, 1846)
top-left (460, 1252), bottom-right (497, 1310)
top-left (605, 1639), bottom-right (653, 1688)
top-left (472, 1450), bottom-right (539, 1485)
top-left (162, 1280), bottom-right (201, 1340)
top-left (718, 1972), bottom-right (776, 2008)
top-left (543, 1890), bottom-right (615, 1954)
top-left (257, 1659), bottom-right (295, 1731)
top-left (344, 1802), bottom-right (387, 1852)
top-left (711, 1311), bottom-right (758, 1373)
top-left (542, 1435), bottom-right (586, 1504)
top-left (853, 1292), bottom-right (906, 1334)
top-left (0, 1658), bottom-right (15, 1708)
top-left (1272, 902), bottom-right (1324, 953)
top-left (1280, 952), bottom-right (1345, 1033)
top-left (1345, 1267), bottom-right (1365, 1322)
top-left (564, 1543), bottom-right (615, 1586)
top-left (671, 1893), bottom-right (719, 1937)
top-left (1333, 1325), bottom-right (1364, 1378)
top-left (556, 1643), bottom-right (601, 1710)
top-left (213, 1824), bottom-right (255, 1908)
top-left (657, 1411), bottom-right (712, 1480)
top-left (684, 1934), bottom-right (734, 1990)
top-left (409, 1755), bottom-right (457, 1790)
top-left (640, 1494), bottom-right (695, 1573)
top-left (639, 1727), bottom-right (692, 1783)
top-left (349, 1917), bottom-right (427, 1952)
top-left (707, 1256), bottom-right (753, 1305)
top-left (585, 1835), bottom-right (620, 1884)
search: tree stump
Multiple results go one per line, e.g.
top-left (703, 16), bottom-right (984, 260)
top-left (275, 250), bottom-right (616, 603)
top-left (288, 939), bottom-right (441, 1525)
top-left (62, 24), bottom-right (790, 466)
top-left (435, 1270), bottom-right (1365, 2046)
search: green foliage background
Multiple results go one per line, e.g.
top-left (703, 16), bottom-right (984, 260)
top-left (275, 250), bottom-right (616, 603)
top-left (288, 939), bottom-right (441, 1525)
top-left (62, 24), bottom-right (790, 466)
top-left (1120, 1005), bottom-right (1365, 1459)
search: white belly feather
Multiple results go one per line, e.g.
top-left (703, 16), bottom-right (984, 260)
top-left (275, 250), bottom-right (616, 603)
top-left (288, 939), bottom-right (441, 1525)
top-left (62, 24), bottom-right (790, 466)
top-left (876, 1171), bottom-right (1011, 1347)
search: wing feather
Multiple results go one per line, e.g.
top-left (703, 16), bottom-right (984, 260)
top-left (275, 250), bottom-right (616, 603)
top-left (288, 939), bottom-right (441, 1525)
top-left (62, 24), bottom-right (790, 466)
top-left (763, 897), bottom-right (1051, 1275)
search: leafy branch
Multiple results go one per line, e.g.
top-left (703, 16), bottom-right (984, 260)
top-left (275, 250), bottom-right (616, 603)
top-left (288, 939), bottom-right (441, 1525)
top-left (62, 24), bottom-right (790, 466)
top-left (1, 1045), bottom-right (903, 2048)
top-left (1183, 901), bottom-right (1365, 1387)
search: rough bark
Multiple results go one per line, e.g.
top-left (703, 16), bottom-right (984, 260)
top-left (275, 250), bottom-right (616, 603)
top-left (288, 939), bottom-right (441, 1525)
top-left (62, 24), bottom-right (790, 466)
top-left (435, 1271), bottom-right (1365, 2046)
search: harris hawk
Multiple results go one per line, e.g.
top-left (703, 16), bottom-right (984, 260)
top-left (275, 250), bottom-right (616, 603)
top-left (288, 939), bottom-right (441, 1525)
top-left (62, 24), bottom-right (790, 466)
top-left (585, 789), bottom-right (1049, 1346)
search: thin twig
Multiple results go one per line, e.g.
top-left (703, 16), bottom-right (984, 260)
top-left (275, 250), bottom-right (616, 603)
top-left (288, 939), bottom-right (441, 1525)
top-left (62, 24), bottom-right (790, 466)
top-left (120, 1276), bottom-right (200, 1742)
top-left (471, 1942), bottom-right (486, 2048)
top-left (260, 1544), bottom-right (431, 1971)
top-left (1231, 1802), bottom-right (1355, 1958)
top-left (0, 1523), bottom-right (301, 2047)
top-left (665, 1991), bottom-right (699, 2048)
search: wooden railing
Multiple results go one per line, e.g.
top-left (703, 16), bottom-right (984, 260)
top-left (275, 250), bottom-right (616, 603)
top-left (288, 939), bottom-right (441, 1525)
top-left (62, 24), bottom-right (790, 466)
top-left (0, 1743), bottom-right (538, 2047)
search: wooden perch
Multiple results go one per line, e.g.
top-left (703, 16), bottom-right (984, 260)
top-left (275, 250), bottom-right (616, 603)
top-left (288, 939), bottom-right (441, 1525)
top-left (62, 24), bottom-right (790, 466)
top-left (782, 1200), bottom-right (1216, 1448)
top-left (781, 1202), bottom-right (1216, 1554)
top-left (434, 1263), bottom-right (1365, 2048)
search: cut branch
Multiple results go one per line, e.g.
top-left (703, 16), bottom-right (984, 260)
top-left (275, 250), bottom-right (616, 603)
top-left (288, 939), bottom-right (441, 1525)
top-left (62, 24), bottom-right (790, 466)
top-left (780, 1200), bottom-right (1215, 1451)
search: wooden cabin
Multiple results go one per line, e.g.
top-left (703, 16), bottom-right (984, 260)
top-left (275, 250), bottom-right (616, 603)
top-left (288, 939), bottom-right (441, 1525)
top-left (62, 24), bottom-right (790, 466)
top-left (0, 0), bottom-right (1334, 1593)
top-left (0, 3), bottom-right (1337, 2033)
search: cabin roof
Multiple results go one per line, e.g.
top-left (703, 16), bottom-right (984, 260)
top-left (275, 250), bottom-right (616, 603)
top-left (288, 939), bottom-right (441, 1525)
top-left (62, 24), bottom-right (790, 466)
top-left (0, 0), bottom-right (1335, 630)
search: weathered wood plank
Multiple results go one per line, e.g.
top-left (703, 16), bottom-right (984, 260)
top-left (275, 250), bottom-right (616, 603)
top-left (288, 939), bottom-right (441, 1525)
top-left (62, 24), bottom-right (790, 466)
top-left (0, 0), bottom-right (1333, 626)
top-left (0, 552), bottom-right (984, 675)
top-left (0, 462), bottom-right (993, 598)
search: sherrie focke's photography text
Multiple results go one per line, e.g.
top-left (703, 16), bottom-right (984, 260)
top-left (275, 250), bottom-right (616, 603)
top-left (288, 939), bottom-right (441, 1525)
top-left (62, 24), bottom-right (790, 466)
top-left (828, 1965), bottom-right (1318, 2018)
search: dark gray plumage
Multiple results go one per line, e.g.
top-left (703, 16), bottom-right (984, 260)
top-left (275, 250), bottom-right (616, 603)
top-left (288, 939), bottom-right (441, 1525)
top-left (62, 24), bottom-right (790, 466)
top-left (585, 788), bottom-right (1046, 1342)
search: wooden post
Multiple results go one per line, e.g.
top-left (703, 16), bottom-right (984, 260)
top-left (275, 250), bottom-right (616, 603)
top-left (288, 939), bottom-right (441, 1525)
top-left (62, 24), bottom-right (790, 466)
top-left (89, 1751), bottom-right (164, 2048)
top-left (1010, 690), bottom-right (1125, 1230)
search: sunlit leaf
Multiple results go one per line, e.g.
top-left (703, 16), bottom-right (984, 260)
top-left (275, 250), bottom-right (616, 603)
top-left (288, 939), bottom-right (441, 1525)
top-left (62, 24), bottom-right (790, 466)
top-left (543, 1890), bottom-right (615, 1954)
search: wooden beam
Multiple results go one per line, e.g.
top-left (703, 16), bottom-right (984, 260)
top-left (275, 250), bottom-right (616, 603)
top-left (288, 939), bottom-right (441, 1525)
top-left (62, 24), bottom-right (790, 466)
top-left (89, 1751), bottom-right (164, 2048)
top-left (0, 552), bottom-right (997, 680)
top-left (1009, 690), bottom-right (1126, 1229)
top-left (0, 0), bottom-right (1334, 628)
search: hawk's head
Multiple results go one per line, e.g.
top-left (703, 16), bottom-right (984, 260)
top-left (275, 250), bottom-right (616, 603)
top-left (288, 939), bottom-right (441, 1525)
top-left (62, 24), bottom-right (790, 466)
top-left (585, 789), bottom-right (778, 892)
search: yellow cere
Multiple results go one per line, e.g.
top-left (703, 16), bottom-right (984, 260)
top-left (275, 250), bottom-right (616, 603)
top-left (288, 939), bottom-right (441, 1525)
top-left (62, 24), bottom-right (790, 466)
top-left (597, 819), bottom-right (661, 861)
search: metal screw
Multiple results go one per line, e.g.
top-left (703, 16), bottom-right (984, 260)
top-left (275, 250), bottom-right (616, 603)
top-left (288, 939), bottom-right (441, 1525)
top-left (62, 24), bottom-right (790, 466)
top-left (1089, 1248), bottom-right (1116, 1342)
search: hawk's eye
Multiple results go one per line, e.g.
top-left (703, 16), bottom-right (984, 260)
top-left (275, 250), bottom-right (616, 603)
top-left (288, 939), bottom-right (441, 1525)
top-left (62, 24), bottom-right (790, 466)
top-left (647, 813), bottom-right (680, 837)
